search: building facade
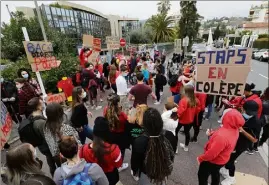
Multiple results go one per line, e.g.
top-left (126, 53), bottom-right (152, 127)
top-left (16, 1), bottom-right (139, 48)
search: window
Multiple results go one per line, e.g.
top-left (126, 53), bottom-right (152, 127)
top-left (45, 6), bottom-right (51, 14)
top-left (61, 9), bottom-right (66, 16)
top-left (47, 15), bottom-right (52, 20)
top-left (51, 7), bottom-right (56, 15)
top-left (59, 21), bottom-right (64, 27)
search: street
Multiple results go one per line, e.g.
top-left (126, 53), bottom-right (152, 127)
top-left (1, 58), bottom-right (268, 185)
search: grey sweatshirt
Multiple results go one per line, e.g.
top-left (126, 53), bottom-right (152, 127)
top-left (53, 159), bottom-right (109, 185)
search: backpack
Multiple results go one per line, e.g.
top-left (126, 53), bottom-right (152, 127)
top-left (63, 163), bottom-right (93, 185)
top-left (168, 75), bottom-right (178, 87)
top-left (161, 75), bottom-right (167, 86)
top-left (81, 69), bottom-right (90, 88)
top-left (18, 116), bottom-right (45, 147)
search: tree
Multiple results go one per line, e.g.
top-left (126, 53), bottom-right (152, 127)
top-left (214, 24), bottom-right (221, 40)
top-left (178, 1), bottom-right (201, 49)
top-left (145, 13), bottom-right (175, 43)
top-left (129, 27), bottom-right (153, 44)
top-left (157, 0), bottom-right (171, 15)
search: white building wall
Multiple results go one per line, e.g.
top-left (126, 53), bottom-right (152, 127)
top-left (252, 8), bottom-right (267, 22)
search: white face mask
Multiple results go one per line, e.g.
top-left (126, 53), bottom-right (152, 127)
top-left (81, 91), bottom-right (87, 99)
top-left (22, 74), bottom-right (29, 79)
top-left (16, 84), bottom-right (23, 89)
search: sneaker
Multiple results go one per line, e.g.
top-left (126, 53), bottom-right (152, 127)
top-left (179, 143), bottom-right (188, 152)
top-left (220, 167), bottom-right (229, 179)
top-left (218, 119), bottom-right (222, 124)
top-left (95, 106), bottom-right (102, 110)
top-left (221, 176), bottom-right (236, 185)
top-left (254, 148), bottom-right (259, 153)
top-left (118, 163), bottom-right (129, 172)
top-left (154, 101), bottom-right (161, 105)
top-left (160, 92), bottom-right (163, 96)
top-left (176, 148), bottom-right (178, 154)
top-left (205, 118), bottom-right (209, 121)
top-left (100, 98), bottom-right (103, 102)
top-left (131, 170), bottom-right (139, 181)
top-left (245, 149), bottom-right (254, 155)
top-left (190, 137), bottom-right (198, 143)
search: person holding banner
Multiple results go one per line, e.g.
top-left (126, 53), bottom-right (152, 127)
top-left (79, 47), bottom-right (93, 68)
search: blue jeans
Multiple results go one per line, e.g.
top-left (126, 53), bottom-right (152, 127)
top-left (172, 93), bottom-right (181, 104)
top-left (78, 125), bottom-right (93, 144)
top-left (205, 104), bottom-right (213, 119)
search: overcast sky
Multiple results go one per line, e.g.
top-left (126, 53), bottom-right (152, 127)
top-left (1, 1), bottom-right (264, 24)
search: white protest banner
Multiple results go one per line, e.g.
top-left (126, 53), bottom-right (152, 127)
top-left (106, 36), bottom-right (120, 50)
top-left (195, 48), bottom-right (252, 96)
top-left (23, 41), bottom-right (61, 72)
top-left (83, 34), bottom-right (93, 47)
top-left (0, 102), bottom-right (13, 149)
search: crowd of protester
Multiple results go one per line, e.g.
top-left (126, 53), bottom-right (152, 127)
top-left (1, 46), bottom-right (268, 185)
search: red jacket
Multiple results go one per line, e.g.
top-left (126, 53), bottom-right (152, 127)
top-left (103, 106), bottom-right (127, 133)
top-left (195, 93), bottom-right (207, 111)
top-left (230, 94), bottom-right (262, 118)
top-left (177, 97), bottom-right (201, 124)
top-left (198, 109), bottom-right (245, 165)
top-left (79, 49), bottom-right (92, 68)
top-left (95, 64), bottom-right (103, 74)
top-left (80, 143), bottom-right (123, 173)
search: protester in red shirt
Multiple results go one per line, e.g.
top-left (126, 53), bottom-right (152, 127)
top-left (176, 85), bottom-right (200, 152)
top-left (197, 109), bottom-right (245, 185)
top-left (108, 65), bottom-right (120, 94)
top-left (80, 117), bottom-right (122, 185)
top-left (191, 92), bottom-right (207, 142)
top-left (103, 93), bottom-right (129, 172)
top-left (79, 47), bottom-right (93, 68)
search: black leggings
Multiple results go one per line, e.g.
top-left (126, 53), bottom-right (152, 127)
top-left (225, 149), bottom-right (245, 177)
top-left (198, 161), bottom-right (223, 185)
top-left (106, 168), bottom-right (119, 185)
top-left (260, 124), bottom-right (269, 145)
top-left (192, 111), bottom-right (204, 140)
top-left (155, 86), bottom-right (161, 101)
top-left (111, 84), bottom-right (117, 94)
top-left (176, 123), bottom-right (192, 146)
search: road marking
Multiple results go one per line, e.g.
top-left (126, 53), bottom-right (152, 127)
top-left (259, 74), bottom-right (268, 79)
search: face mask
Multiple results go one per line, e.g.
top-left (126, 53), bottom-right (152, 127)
top-left (22, 73), bottom-right (29, 79)
top-left (89, 66), bottom-right (94, 70)
top-left (16, 84), bottom-right (23, 89)
top-left (0, 78), bottom-right (4, 83)
top-left (242, 113), bottom-right (252, 119)
top-left (81, 91), bottom-right (87, 99)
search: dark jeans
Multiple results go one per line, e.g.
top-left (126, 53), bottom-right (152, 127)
top-left (160, 86), bottom-right (163, 92)
top-left (78, 125), bottom-right (93, 144)
top-left (155, 86), bottom-right (161, 101)
top-left (205, 104), bottom-right (213, 119)
top-left (176, 123), bottom-right (193, 146)
top-left (192, 111), bottom-right (204, 140)
top-left (260, 124), bottom-right (269, 145)
top-left (111, 84), bottom-right (117, 94)
top-left (198, 161), bottom-right (223, 185)
top-left (106, 168), bottom-right (119, 185)
top-left (42, 151), bottom-right (56, 176)
top-left (225, 149), bottom-right (245, 177)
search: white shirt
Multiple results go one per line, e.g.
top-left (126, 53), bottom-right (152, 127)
top-left (148, 62), bottom-right (155, 73)
top-left (116, 75), bottom-right (128, 96)
top-left (161, 110), bottom-right (178, 136)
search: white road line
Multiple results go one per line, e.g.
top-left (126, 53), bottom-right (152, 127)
top-left (259, 74), bottom-right (268, 79)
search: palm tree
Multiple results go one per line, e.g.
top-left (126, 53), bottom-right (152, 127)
top-left (157, 0), bottom-right (171, 15)
top-left (145, 13), bottom-right (175, 43)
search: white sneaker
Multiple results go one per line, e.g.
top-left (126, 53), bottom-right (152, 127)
top-left (218, 119), bottom-right (222, 124)
top-left (118, 163), bottom-right (129, 172)
top-left (131, 170), bottom-right (139, 181)
top-left (179, 143), bottom-right (188, 152)
top-left (154, 101), bottom-right (161, 105)
top-left (176, 148), bottom-right (178, 154)
top-left (95, 106), bottom-right (102, 110)
top-left (221, 176), bottom-right (236, 185)
top-left (100, 98), bottom-right (103, 102)
top-left (220, 167), bottom-right (229, 179)
top-left (160, 92), bottom-right (163, 96)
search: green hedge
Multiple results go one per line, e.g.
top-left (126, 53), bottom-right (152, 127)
top-left (1, 54), bottom-right (79, 93)
top-left (258, 34), bottom-right (269, 39)
top-left (253, 38), bottom-right (269, 49)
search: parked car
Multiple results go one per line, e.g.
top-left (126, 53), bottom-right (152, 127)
top-left (252, 48), bottom-right (259, 59)
top-left (253, 49), bottom-right (268, 62)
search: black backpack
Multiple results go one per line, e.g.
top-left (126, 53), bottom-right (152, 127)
top-left (168, 75), bottom-right (178, 87)
top-left (161, 75), bottom-right (167, 86)
top-left (81, 69), bottom-right (90, 88)
top-left (18, 116), bottom-right (45, 147)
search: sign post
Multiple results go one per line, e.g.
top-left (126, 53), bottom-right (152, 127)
top-left (174, 39), bottom-right (182, 54)
top-left (120, 38), bottom-right (126, 55)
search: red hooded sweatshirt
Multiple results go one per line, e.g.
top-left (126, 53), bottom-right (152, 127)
top-left (79, 49), bottom-right (93, 68)
top-left (230, 94), bottom-right (262, 118)
top-left (198, 109), bottom-right (245, 165)
top-left (79, 143), bottom-right (122, 173)
top-left (177, 97), bottom-right (201, 124)
top-left (195, 93), bottom-right (207, 111)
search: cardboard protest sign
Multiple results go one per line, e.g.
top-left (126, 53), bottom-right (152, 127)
top-left (88, 51), bottom-right (99, 66)
top-left (0, 102), bottom-right (13, 149)
top-left (46, 92), bottom-right (66, 104)
top-left (195, 48), bottom-right (252, 96)
top-left (93, 38), bottom-right (101, 52)
top-left (106, 36), bottom-right (120, 50)
top-left (23, 41), bottom-right (60, 72)
top-left (83, 34), bottom-right (93, 47)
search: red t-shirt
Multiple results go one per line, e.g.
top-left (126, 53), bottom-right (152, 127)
top-left (95, 64), bottom-right (103, 74)
top-left (129, 83), bottom-right (152, 107)
top-left (103, 106), bottom-right (127, 133)
top-left (109, 71), bottom-right (120, 85)
top-left (57, 78), bottom-right (74, 98)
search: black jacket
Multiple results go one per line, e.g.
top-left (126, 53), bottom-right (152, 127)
top-left (71, 103), bottom-right (88, 128)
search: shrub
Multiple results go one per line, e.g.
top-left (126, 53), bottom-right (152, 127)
top-left (258, 34), bottom-right (269, 39)
top-left (253, 38), bottom-right (269, 49)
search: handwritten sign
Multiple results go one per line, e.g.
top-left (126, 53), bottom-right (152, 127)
top-left (106, 36), bottom-right (120, 50)
top-left (46, 92), bottom-right (66, 104)
top-left (93, 38), bottom-right (101, 52)
top-left (83, 34), bottom-right (93, 47)
top-left (195, 48), bottom-right (252, 96)
top-left (23, 41), bottom-right (60, 72)
top-left (1, 102), bottom-right (13, 149)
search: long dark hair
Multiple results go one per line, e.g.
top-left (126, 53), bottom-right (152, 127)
top-left (143, 108), bottom-right (174, 183)
top-left (17, 68), bottom-right (32, 81)
top-left (6, 143), bottom-right (43, 185)
top-left (92, 136), bottom-right (109, 165)
top-left (45, 103), bottom-right (64, 137)
top-left (105, 93), bottom-right (120, 130)
top-left (72, 86), bottom-right (83, 111)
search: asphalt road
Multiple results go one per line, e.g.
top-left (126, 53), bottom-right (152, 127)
top-left (1, 58), bottom-right (268, 185)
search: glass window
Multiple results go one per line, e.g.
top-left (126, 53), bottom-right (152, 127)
top-left (64, 22), bottom-right (68, 27)
top-left (61, 9), bottom-right (66, 16)
top-left (74, 11), bottom-right (77, 17)
top-left (59, 21), bottom-right (64, 27)
top-left (47, 14), bottom-right (52, 20)
top-left (45, 6), bottom-right (51, 14)
top-left (56, 8), bottom-right (61, 15)
top-left (51, 7), bottom-right (56, 15)
top-left (65, 9), bottom-right (69, 16)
